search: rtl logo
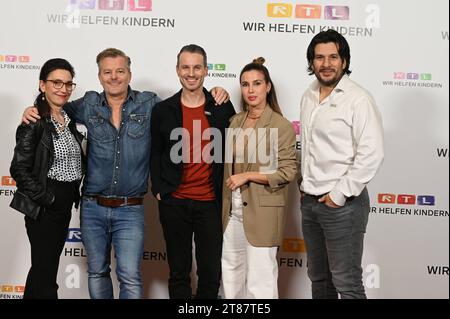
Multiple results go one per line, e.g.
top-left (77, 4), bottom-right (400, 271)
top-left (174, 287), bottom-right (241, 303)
top-left (0, 55), bottom-right (30, 63)
top-left (292, 121), bottom-right (301, 135)
top-left (66, 228), bottom-right (82, 242)
top-left (378, 194), bottom-right (435, 206)
top-left (1, 176), bottom-right (16, 186)
top-left (282, 238), bottom-right (306, 252)
top-left (1, 285), bottom-right (25, 293)
top-left (394, 72), bottom-right (432, 81)
top-left (267, 3), bottom-right (349, 20)
top-left (208, 64), bottom-right (226, 71)
top-left (70, 0), bottom-right (152, 11)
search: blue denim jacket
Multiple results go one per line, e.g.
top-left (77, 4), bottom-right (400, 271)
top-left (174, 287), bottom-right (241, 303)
top-left (64, 87), bottom-right (160, 197)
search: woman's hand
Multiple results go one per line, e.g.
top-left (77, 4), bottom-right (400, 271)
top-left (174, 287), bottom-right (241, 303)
top-left (225, 173), bottom-right (249, 191)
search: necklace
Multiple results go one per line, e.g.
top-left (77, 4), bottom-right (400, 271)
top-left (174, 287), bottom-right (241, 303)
top-left (51, 115), bottom-right (66, 132)
top-left (57, 122), bottom-right (66, 132)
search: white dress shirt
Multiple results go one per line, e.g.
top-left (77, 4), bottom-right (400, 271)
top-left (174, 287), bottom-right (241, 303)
top-left (299, 74), bottom-right (384, 206)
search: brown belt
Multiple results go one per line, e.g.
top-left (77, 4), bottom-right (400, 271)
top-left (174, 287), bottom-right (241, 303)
top-left (91, 196), bottom-right (144, 208)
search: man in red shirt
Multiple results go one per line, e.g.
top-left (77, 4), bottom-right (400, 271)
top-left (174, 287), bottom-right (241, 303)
top-left (150, 44), bottom-right (235, 299)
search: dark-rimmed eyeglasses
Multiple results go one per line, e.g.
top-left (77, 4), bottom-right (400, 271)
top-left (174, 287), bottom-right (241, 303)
top-left (46, 79), bottom-right (76, 91)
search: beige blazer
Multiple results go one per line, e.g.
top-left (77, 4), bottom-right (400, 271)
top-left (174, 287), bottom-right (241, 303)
top-left (222, 106), bottom-right (297, 247)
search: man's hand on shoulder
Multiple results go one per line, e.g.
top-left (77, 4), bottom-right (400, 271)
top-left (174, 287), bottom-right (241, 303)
top-left (210, 87), bottom-right (230, 105)
top-left (22, 106), bottom-right (40, 124)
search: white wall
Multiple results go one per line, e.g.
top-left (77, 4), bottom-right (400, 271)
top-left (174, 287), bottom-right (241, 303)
top-left (0, 0), bottom-right (448, 299)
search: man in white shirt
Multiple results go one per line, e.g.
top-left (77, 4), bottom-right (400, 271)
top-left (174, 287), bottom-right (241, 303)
top-left (299, 29), bottom-right (384, 299)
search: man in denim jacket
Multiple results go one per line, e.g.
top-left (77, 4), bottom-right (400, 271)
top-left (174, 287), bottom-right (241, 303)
top-left (23, 48), bottom-right (229, 299)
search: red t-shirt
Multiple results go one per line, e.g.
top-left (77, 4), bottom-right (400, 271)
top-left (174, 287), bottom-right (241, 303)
top-left (172, 103), bottom-right (215, 201)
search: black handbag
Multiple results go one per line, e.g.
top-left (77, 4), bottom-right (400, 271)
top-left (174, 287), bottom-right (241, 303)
top-left (10, 190), bottom-right (41, 220)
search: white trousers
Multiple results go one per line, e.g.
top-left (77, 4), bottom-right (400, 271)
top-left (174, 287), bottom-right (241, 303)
top-left (221, 189), bottom-right (279, 299)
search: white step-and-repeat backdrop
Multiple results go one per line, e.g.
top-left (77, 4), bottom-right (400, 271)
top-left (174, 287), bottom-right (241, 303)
top-left (0, 0), bottom-right (448, 299)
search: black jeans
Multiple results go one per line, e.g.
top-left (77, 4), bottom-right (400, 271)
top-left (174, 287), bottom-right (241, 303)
top-left (23, 179), bottom-right (77, 299)
top-left (158, 195), bottom-right (222, 299)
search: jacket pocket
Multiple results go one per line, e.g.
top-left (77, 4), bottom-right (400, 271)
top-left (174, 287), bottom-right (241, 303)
top-left (10, 191), bottom-right (41, 220)
top-left (259, 195), bottom-right (285, 207)
top-left (127, 114), bottom-right (148, 138)
top-left (88, 116), bottom-right (111, 142)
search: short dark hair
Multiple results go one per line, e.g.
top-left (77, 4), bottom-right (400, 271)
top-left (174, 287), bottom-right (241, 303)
top-left (177, 44), bottom-right (207, 67)
top-left (36, 58), bottom-right (75, 118)
top-left (306, 29), bottom-right (351, 75)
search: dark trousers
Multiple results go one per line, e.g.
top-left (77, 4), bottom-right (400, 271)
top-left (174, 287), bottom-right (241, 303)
top-left (301, 188), bottom-right (370, 299)
top-left (23, 179), bottom-right (77, 299)
top-left (158, 196), bottom-right (222, 299)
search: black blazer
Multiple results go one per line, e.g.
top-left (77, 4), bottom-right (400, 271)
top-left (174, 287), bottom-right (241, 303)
top-left (150, 88), bottom-right (236, 206)
top-left (10, 117), bottom-right (85, 218)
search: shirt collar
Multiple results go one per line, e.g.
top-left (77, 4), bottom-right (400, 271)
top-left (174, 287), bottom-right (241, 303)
top-left (334, 74), bottom-right (351, 93)
top-left (50, 110), bottom-right (71, 130)
top-left (100, 86), bottom-right (135, 106)
top-left (310, 73), bottom-right (351, 94)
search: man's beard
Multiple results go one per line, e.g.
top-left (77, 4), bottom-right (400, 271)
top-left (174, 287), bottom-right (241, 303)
top-left (315, 68), bottom-right (343, 87)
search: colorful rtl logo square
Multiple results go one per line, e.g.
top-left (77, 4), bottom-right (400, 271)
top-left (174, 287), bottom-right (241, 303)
top-left (417, 195), bottom-right (435, 206)
top-left (267, 3), bottom-right (292, 18)
top-left (394, 72), bottom-right (405, 80)
top-left (324, 6), bottom-right (349, 20)
top-left (214, 64), bottom-right (226, 71)
top-left (292, 121), bottom-right (301, 135)
top-left (98, 0), bottom-right (124, 10)
top-left (15, 286), bottom-right (25, 293)
top-left (5, 55), bottom-right (17, 62)
top-left (128, 0), bottom-right (152, 11)
top-left (397, 194), bottom-right (416, 205)
top-left (70, 0), bottom-right (96, 9)
top-left (295, 5), bottom-right (321, 19)
top-left (207, 64), bottom-right (214, 71)
top-left (1, 285), bottom-right (13, 293)
top-left (283, 238), bottom-right (306, 252)
top-left (420, 73), bottom-right (432, 80)
top-left (378, 193), bottom-right (396, 204)
top-left (1, 176), bottom-right (16, 186)
top-left (407, 73), bottom-right (419, 80)
top-left (66, 228), bottom-right (83, 242)
top-left (18, 56), bottom-right (30, 63)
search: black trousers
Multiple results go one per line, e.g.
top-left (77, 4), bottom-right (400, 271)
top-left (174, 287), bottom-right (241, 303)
top-left (23, 179), bottom-right (77, 299)
top-left (158, 195), bottom-right (222, 299)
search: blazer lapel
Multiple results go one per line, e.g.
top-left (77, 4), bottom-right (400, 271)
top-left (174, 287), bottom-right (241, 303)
top-left (224, 113), bottom-right (244, 178)
top-left (245, 106), bottom-right (273, 172)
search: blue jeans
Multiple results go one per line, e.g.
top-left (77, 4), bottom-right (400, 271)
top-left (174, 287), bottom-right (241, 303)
top-left (301, 188), bottom-right (370, 299)
top-left (80, 198), bottom-right (145, 299)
